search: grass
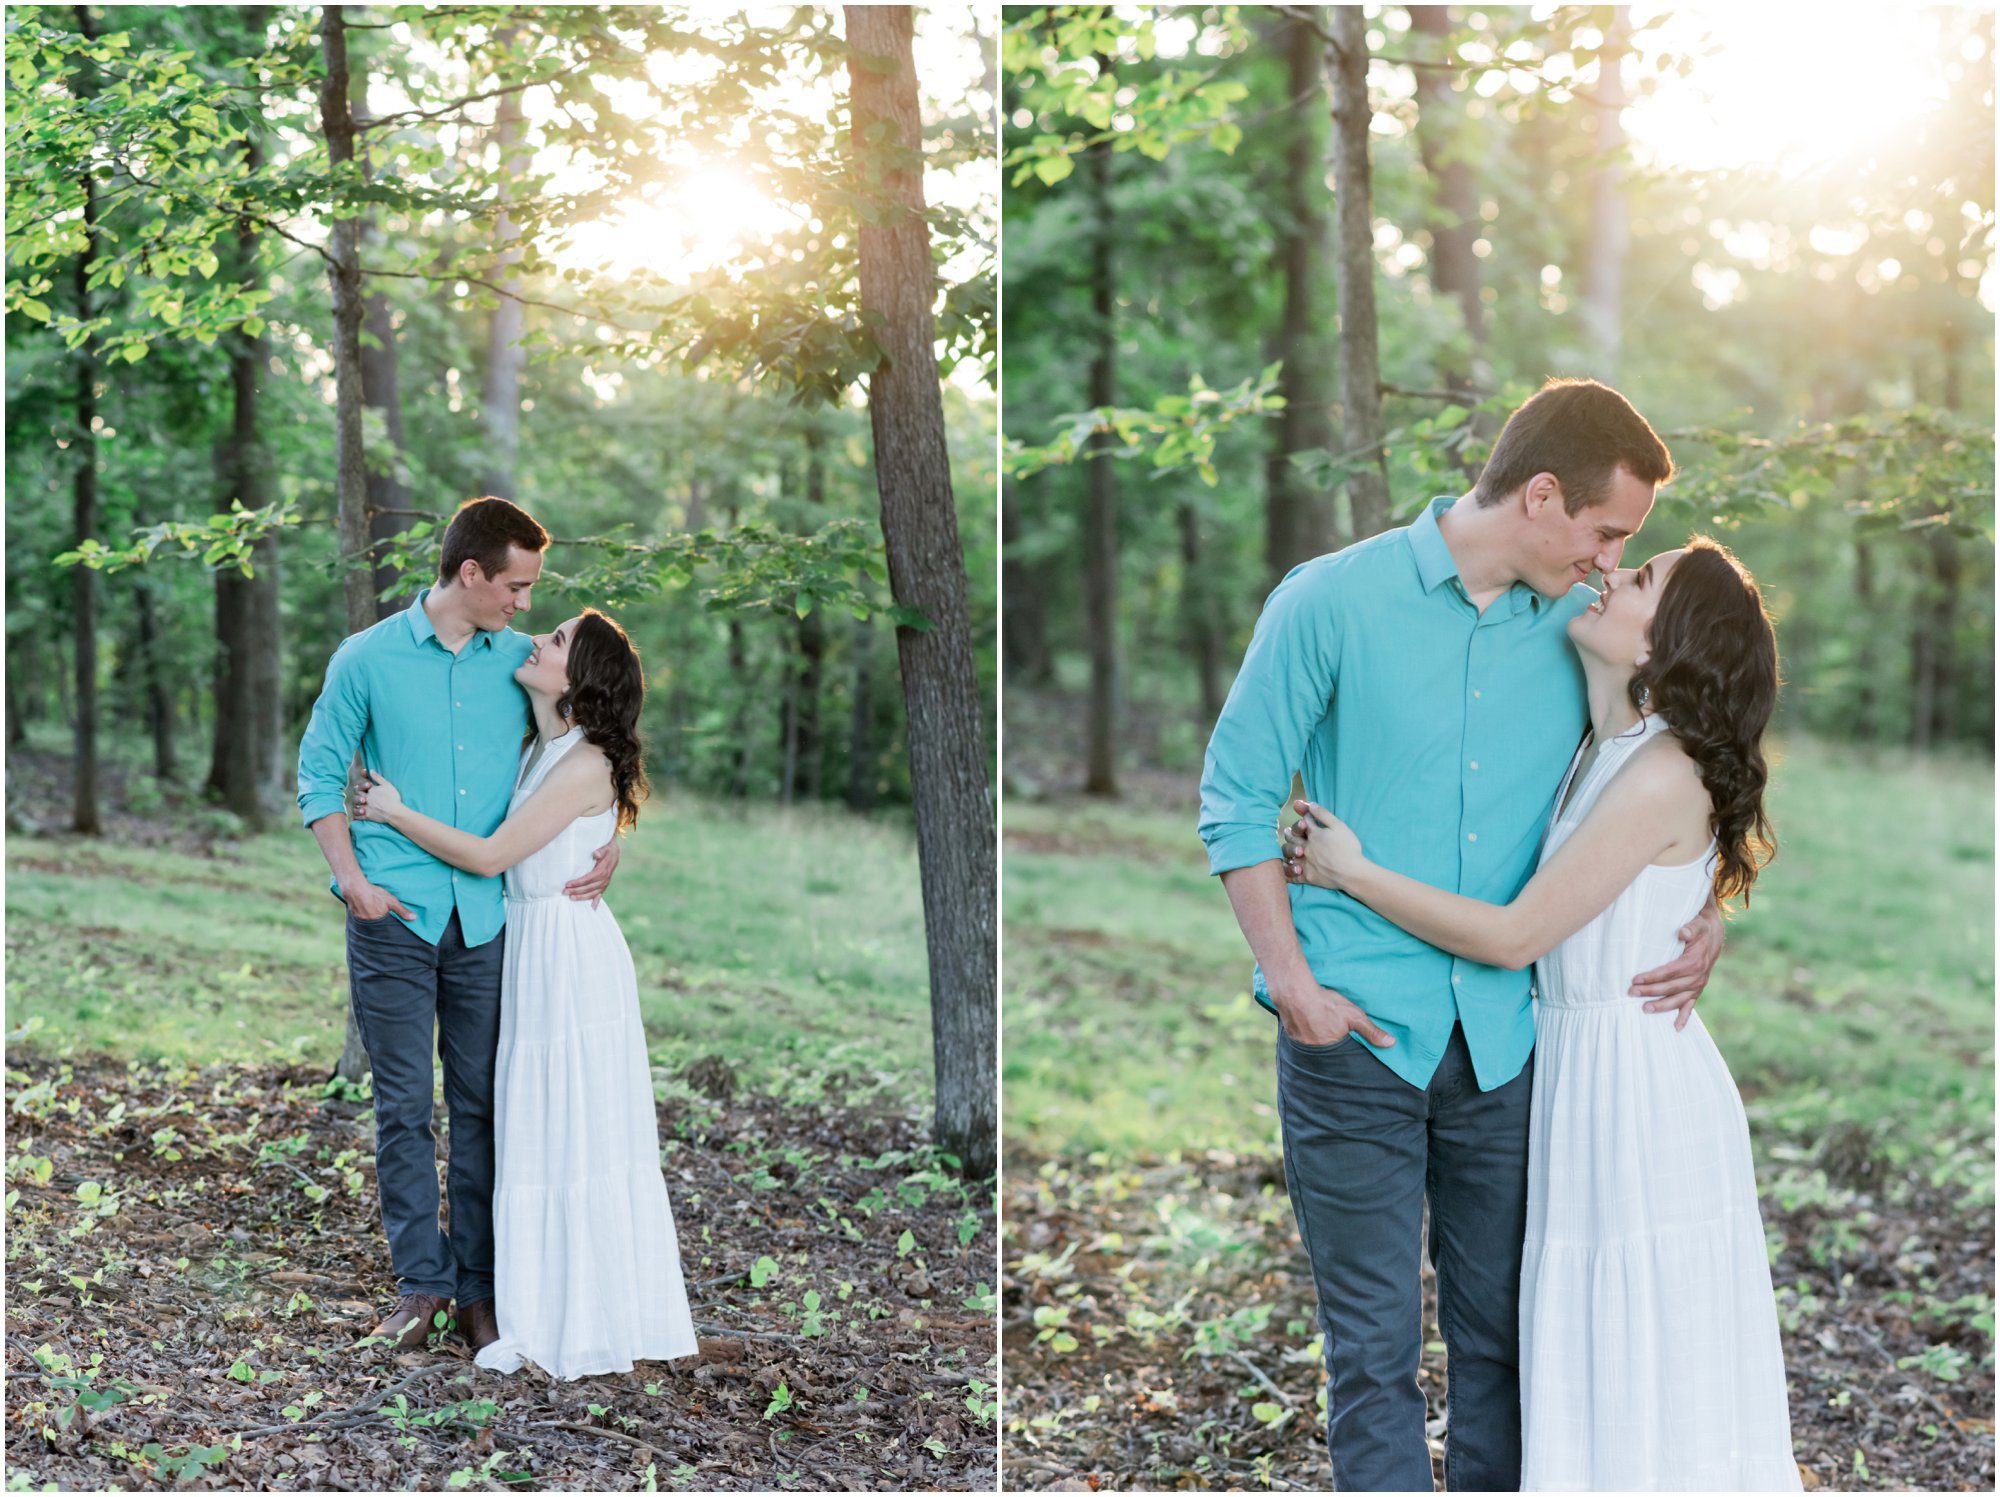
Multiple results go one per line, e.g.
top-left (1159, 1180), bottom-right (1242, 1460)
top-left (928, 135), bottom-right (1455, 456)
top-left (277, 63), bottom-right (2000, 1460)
top-left (6, 789), bottom-right (934, 1102)
top-left (1002, 735), bottom-right (1995, 1174)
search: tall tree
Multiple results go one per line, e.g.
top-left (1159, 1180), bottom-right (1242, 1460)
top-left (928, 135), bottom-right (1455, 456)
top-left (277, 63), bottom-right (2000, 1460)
top-left (319, 3), bottom-right (376, 1085)
top-left (347, 30), bottom-right (412, 618)
top-left (1265, 7), bottom-right (1339, 580)
top-left (843, 4), bottom-right (996, 1178)
top-left (130, 567), bottom-right (176, 779)
top-left (790, 429), bottom-right (830, 802)
top-left (320, 6), bottom-right (374, 641)
top-left (1082, 68), bottom-right (1119, 796)
top-left (69, 3), bottom-right (103, 835)
top-left (846, 616), bottom-right (876, 813)
top-left (1325, 7), bottom-right (1390, 540)
top-left (207, 72), bottom-right (282, 828)
top-left (1409, 4), bottom-right (1495, 466)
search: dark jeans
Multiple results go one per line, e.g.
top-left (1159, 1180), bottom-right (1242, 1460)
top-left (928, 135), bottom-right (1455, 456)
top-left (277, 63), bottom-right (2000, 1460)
top-left (345, 909), bottom-right (503, 1303)
top-left (1275, 1019), bottom-right (1532, 1492)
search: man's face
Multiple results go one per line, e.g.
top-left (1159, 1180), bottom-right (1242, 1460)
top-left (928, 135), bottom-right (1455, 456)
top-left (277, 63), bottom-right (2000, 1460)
top-left (1522, 466), bottom-right (1657, 599)
top-left (459, 544), bottom-right (543, 631)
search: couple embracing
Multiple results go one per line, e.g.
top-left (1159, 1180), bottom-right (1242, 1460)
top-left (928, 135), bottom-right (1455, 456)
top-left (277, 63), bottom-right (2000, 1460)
top-left (1200, 379), bottom-right (1801, 1490)
top-left (297, 496), bottom-right (698, 1381)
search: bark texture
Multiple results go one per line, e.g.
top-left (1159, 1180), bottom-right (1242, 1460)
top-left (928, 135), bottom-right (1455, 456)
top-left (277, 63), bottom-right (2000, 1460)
top-left (1082, 103), bottom-right (1119, 795)
top-left (1326, 8), bottom-right (1391, 540)
top-left (844, 5), bottom-right (996, 1179)
top-left (71, 3), bottom-right (102, 835)
top-left (1265, 7), bottom-right (1339, 580)
top-left (320, 4), bottom-right (376, 1085)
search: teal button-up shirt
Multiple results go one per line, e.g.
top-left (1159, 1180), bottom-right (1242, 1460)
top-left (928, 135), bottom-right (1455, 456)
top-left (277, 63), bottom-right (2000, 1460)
top-left (1198, 497), bottom-right (1592, 1092)
top-left (297, 589), bottom-right (533, 949)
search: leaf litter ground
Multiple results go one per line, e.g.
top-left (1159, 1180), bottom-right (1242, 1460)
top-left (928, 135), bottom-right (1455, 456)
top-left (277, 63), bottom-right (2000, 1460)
top-left (5, 1056), bottom-right (997, 1491)
top-left (1002, 1146), bottom-right (1992, 1492)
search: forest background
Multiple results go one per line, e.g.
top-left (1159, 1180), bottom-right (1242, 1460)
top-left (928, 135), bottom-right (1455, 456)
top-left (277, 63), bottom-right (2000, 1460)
top-left (999, 4), bottom-right (1994, 1492)
top-left (5, 5), bottom-right (999, 1491)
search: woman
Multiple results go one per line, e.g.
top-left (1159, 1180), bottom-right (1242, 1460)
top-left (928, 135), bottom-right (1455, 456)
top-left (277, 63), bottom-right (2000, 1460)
top-left (356, 608), bottom-right (699, 1380)
top-left (1286, 537), bottom-right (1800, 1491)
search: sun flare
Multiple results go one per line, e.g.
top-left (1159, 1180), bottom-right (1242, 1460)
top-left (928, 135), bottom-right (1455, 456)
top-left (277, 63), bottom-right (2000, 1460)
top-left (1622, 3), bottom-right (1977, 174)
top-left (560, 168), bottom-right (800, 283)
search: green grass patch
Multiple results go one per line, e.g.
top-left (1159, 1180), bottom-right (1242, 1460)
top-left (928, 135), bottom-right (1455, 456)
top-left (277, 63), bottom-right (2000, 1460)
top-left (7, 791), bottom-right (933, 1102)
top-left (1003, 736), bottom-right (1994, 1174)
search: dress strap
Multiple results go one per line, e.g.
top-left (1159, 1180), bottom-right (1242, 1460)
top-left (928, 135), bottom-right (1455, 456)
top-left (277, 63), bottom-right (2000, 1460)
top-left (517, 726), bottom-right (586, 798)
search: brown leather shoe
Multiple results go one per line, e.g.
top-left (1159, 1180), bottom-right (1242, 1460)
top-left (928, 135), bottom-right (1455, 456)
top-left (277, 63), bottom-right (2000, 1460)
top-left (456, 1298), bottom-right (500, 1353)
top-left (370, 1293), bottom-right (453, 1351)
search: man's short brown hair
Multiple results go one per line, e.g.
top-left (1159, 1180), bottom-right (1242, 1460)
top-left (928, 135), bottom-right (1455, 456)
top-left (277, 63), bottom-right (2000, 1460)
top-left (437, 496), bottom-right (549, 585)
top-left (1472, 378), bottom-right (1675, 515)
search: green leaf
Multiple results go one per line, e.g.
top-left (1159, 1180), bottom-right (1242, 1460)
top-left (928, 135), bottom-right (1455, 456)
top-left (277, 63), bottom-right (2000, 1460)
top-left (1031, 154), bottom-right (1075, 186)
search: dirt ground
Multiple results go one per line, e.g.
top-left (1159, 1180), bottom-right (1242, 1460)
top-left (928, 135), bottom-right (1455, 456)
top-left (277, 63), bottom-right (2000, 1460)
top-left (5, 1056), bottom-right (997, 1491)
top-left (1001, 1147), bottom-right (1993, 1492)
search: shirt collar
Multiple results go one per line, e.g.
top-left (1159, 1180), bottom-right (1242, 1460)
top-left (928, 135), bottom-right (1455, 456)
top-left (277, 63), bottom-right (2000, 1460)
top-left (1407, 497), bottom-right (1462, 594)
top-left (1408, 496), bottom-right (1544, 616)
top-left (407, 588), bottom-right (496, 650)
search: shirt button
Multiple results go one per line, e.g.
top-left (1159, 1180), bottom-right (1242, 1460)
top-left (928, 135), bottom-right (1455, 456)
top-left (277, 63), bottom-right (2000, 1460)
top-left (459, 788), bottom-right (467, 796)
top-left (1466, 832), bottom-right (1478, 842)
top-left (1452, 974), bottom-right (1462, 986)
top-left (1468, 760), bottom-right (1479, 771)
top-left (454, 701), bottom-right (462, 708)
top-left (1472, 689), bottom-right (1483, 699)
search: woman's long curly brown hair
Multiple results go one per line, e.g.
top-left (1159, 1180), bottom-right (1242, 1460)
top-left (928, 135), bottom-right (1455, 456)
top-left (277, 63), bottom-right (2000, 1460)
top-left (556, 609), bottom-right (649, 832)
top-left (1629, 537), bottom-right (1779, 907)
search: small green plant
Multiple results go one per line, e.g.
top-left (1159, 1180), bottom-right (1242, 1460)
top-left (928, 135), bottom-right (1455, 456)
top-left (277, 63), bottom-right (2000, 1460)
top-left (763, 1382), bottom-right (793, 1420)
top-left (1032, 1304), bottom-right (1078, 1354)
top-left (1896, 1343), bottom-right (1972, 1383)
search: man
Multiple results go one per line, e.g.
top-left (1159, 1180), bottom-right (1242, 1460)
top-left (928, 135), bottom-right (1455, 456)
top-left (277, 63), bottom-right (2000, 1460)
top-left (1197, 379), bottom-right (1724, 1491)
top-left (297, 496), bottom-right (621, 1353)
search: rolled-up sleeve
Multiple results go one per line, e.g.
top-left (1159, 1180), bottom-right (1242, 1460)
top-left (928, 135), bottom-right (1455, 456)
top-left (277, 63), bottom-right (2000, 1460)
top-left (1198, 561), bottom-right (1343, 876)
top-left (297, 639), bottom-right (366, 828)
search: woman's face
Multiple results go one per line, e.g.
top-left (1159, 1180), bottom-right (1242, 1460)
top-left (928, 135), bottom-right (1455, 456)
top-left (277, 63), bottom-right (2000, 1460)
top-left (1568, 548), bottom-right (1683, 670)
top-left (515, 614), bottom-right (585, 697)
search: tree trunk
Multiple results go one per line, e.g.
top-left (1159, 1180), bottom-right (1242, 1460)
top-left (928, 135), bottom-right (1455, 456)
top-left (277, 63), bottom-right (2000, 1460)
top-left (1082, 102), bottom-right (1119, 796)
top-left (1179, 497), bottom-right (1225, 723)
top-left (846, 616), bottom-right (875, 813)
top-left (795, 430), bottom-right (828, 801)
top-left (345, 36), bottom-right (410, 619)
top-left (322, 9), bottom-right (373, 641)
top-left (999, 488), bottom-right (1051, 684)
top-left (71, 3), bottom-right (102, 835)
top-left (844, 5), bottom-right (997, 1179)
top-left (1583, 8), bottom-right (1630, 378)
top-left (776, 649), bottom-right (800, 808)
top-left (1325, 8), bottom-right (1391, 541)
top-left (1409, 5), bottom-right (1495, 468)
top-left (361, 290), bottom-right (410, 617)
top-left (322, 4), bottom-right (376, 1085)
top-left (481, 24), bottom-right (526, 497)
top-left (208, 118), bottom-right (278, 829)
top-left (133, 574), bottom-right (176, 780)
top-left (1265, 8), bottom-right (1339, 581)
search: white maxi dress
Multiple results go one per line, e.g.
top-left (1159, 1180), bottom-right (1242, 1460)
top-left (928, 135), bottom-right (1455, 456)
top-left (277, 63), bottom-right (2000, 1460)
top-left (475, 727), bottom-right (699, 1379)
top-left (1521, 711), bottom-right (1800, 1491)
